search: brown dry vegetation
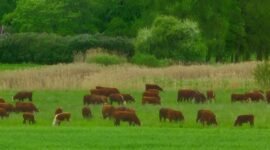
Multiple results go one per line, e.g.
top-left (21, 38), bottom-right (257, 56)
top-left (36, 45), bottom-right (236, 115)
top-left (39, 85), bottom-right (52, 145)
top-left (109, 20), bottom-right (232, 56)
top-left (0, 62), bottom-right (257, 90)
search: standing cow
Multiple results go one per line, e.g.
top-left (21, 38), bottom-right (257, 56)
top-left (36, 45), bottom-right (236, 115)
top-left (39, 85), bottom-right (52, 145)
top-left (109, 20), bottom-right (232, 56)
top-left (23, 112), bottom-right (35, 124)
top-left (145, 84), bottom-right (163, 91)
top-left (13, 91), bottom-right (33, 101)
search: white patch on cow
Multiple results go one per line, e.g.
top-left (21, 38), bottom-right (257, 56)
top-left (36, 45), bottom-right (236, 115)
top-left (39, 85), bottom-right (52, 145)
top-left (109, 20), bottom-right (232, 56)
top-left (52, 114), bottom-right (59, 126)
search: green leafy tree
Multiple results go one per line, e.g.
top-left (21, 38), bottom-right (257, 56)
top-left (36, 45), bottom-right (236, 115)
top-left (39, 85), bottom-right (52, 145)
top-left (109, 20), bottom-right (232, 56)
top-left (135, 15), bottom-right (207, 62)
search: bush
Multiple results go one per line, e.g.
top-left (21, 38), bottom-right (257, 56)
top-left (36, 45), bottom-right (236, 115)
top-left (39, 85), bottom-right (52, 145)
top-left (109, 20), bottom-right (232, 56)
top-left (131, 53), bottom-right (170, 67)
top-left (135, 15), bottom-right (207, 63)
top-left (254, 61), bottom-right (270, 89)
top-left (0, 33), bottom-right (134, 64)
top-left (86, 52), bottom-right (126, 66)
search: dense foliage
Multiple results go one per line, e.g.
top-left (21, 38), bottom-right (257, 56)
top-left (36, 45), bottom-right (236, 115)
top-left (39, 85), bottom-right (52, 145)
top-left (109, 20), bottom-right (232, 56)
top-left (0, 0), bottom-right (269, 63)
top-left (0, 33), bottom-right (134, 64)
top-left (135, 16), bottom-right (206, 62)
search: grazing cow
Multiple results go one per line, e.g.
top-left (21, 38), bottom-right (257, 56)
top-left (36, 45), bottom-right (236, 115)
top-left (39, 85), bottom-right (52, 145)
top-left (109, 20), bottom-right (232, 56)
top-left (113, 111), bottom-right (140, 126)
top-left (194, 91), bottom-right (207, 103)
top-left (266, 91), bottom-right (270, 103)
top-left (0, 98), bottom-right (5, 103)
top-left (231, 93), bottom-right (248, 103)
top-left (234, 114), bottom-right (254, 127)
top-left (83, 94), bottom-right (107, 105)
top-left (167, 109), bottom-right (184, 122)
top-left (245, 92), bottom-right (264, 102)
top-left (13, 91), bottom-right (33, 101)
top-left (159, 108), bottom-right (184, 122)
top-left (196, 109), bottom-right (217, 126)
top-left (177, 89), bottom-right (197, 102)
top-left (23, 112), bottom-right (35, 124)
top-left (15, 102), bottom-right (39, 113)
top-left (52, 112), bottom-right (71, 126)
top-left (54, 107), bottom-right (63, 115)
top-left (122, 94), bottom-right (135, 103)
top-left (143, 91), bottom-right (160, 99)
top-left (82, 106), bottom-right (92, 119)
top-left (145, 84), bottom-right (163, 91)
top-left (0, 103), bottom-right (14, 112)
top-left (142, 96), bottom-right (161, 105)
top-left (0, 108), bottom-right (9, 119)
top-left (109, 93), bottom-right (125, 105)
top-left (102, 104), bottom-right (115, 119)
top-left (206, 90), bottom-right (215, 102)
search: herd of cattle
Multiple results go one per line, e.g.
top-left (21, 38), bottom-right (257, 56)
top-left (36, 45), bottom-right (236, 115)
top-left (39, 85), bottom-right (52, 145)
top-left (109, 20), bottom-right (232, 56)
top-left (0, 84), bottom-right (269, 127)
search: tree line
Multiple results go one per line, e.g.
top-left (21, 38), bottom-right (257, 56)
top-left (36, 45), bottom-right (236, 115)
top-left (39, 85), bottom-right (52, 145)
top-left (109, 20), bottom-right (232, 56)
top-left (0, 0), bottom-right (269, 63)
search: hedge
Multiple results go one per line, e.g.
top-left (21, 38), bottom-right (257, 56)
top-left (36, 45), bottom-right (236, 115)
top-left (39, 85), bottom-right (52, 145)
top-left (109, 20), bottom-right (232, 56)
top-left (0, 33), bottom-right (134, 64)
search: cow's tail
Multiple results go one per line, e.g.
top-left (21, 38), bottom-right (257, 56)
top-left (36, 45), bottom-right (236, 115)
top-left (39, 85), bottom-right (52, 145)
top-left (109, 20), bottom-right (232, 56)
top-left (52, 114), bottom-right (58, 126)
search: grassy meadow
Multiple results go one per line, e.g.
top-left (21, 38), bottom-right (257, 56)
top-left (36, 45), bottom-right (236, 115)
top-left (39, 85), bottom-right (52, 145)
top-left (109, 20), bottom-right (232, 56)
top-left (0, 62), bottom-right (269, 149)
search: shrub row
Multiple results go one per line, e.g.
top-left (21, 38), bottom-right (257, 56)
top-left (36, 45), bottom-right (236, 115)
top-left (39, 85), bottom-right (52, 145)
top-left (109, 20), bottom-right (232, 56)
top-left (0, 33), bottom-right (134, 64)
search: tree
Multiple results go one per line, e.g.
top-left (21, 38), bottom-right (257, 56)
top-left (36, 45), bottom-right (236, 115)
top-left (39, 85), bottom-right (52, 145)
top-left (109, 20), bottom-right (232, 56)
top-left (135, 15), bottom-right (207, 63)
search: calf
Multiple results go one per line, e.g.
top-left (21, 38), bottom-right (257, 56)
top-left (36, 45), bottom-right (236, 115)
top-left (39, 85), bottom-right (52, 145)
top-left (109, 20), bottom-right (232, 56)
top-left (234, 114), bottom-right (254, 127)
top-left (52, 112), bottom-right (71, 126)
top-left (23, 112), bottom-right (35, 124)
top-left (177, 89), bottom-right (197, 102)
top-left (122, 94), bottom-right (135, 103)
top-left (231, 93), bottom-right (248, 103)
top-left (82, 106), bottom-right (92, 119)
top-left (54, 107), bottom-right (63, 115)
top-left (159, 108), bottom-right (184, 122)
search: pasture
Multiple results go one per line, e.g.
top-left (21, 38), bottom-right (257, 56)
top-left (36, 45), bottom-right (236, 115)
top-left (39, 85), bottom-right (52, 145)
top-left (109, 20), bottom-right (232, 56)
top-left (0, 62), bottom-right (269, 149)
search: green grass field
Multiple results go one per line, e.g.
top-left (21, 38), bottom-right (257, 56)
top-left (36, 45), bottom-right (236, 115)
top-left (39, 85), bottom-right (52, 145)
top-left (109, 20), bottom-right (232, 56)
top-left (0, 63), bottom-right (42, 71)
top-left (0, 89), bottom-right (270, 149)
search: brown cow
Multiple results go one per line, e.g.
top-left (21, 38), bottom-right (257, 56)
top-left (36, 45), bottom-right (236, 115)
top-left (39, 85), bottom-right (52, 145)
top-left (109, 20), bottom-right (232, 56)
top-left (0, 98), bottom-right (5, 103)
top-left (177, 89), bottom-right (197, 102)
top-left (0, 103), bottom-right (14, 112)
top-left (109, 93), bottom-right (124, 105)
top-left (82, 106), bottom-right (92, 119)
top-left (23, 112), bottom-right (35, 124)
top-left (167, 109), bottom-right (184, 122)
top-left (145, 84), bottom-right (163, 91)
top-left (83, 94), bottom-right (107, 105)
top-left (231, 93), bottom-right (248, 103)
top-left (143, 91), bottom-right (160, 99)
top-left (0, 108), bottom-right (9, 119)
top-left (113, 111), bottom-right (140, 126)
top-left (194, 91), bottom-right (207, 103)
top-left (114, 106), bottom-right (136, 113)
top-left (13, 91), bottom-right (33, 101)
top-left (234, 114), bottom-right (254, 127)
top-left (102, 104), bottom-right (115, 119)
top-left (142, 96), bottom-right (161, 105)
top-left (15, 102), bottom-right (39, 113)
top-left (55, 107), bottom-right (63, 115)
top-left (196, 109), bottom-right (217, 126)
top-left (159, 108), bottom-right (169, 121)
top-left (206, 90), bottom-right (215, 102)
top-left (122, 94), bottom-right (135, 103)
top-left (53, 112), bottom-right (71, 126)
top-left (93, 86), bottom-right (120, 96)
top-left (245, 92), bottom-right (264, 102)
top-left (266, 91), bottom-right (270, 103)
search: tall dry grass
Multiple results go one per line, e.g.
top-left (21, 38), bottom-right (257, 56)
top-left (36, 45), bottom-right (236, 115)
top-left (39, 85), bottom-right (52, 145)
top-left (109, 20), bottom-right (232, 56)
top-left (0, 62), bottom-right (258, 90)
